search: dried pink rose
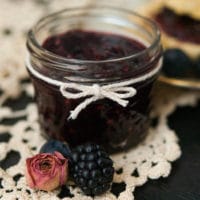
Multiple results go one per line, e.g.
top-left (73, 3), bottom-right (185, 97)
top-left (25, 151), bottom-right (68, 191)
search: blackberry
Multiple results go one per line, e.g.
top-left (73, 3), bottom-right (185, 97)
top-left (40, 140), bottom-right (72, 159)
top-left (70, 143), bottom-right (114, 196)
top-left (162, 48), bottom-right (192, 77)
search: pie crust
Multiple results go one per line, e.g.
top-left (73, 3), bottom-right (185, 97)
top-left (139, 0), bottom-right (200, 59)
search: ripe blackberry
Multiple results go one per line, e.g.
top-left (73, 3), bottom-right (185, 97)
top-left (70, 143), bottom-right (114, 196)
top-left (162, 48), bottom-right (192, 77)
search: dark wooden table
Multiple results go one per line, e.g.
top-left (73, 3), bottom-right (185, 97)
top-left (135, 100), bottom-right (200, 200)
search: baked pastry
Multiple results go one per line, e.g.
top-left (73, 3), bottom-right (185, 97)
top-left (139, 0), bottom-right (200, 59)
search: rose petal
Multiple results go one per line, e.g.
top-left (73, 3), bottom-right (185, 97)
top-left (26, 158), bottom-right (37, 188)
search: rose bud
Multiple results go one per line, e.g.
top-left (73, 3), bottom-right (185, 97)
top-left (25, 151), bottom-right (68, 191)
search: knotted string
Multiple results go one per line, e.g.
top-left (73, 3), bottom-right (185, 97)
top-left (60, 83), bottom-right (136, 119)
top-left (26, 55), bottom-right (162, 120)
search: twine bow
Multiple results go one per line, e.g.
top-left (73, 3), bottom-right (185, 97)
top-left (60, 83), bottom-right (137, 120)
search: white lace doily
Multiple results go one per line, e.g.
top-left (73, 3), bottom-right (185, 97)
top-left (0, 79), bottom-right (185, 200)
top-left (1, 0), bottom-right (200, 199)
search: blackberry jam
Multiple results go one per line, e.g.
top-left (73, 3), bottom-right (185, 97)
top-left (26, 6), bottom-right (162, 153)
top-left (154, 7), bottom-right (200, 44)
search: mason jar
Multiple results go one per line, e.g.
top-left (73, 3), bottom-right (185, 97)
top-left (26, 5), bottom-right (162, 153)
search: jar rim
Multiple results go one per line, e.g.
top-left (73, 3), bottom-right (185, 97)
top-left (27, 5), bottom-right (161, 66)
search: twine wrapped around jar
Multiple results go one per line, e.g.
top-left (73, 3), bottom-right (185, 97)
top-left (26, 56), bottom-right (162, 120)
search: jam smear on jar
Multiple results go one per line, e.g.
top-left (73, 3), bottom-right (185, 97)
top-left (30, 30), bottom-right (159, 153)
top-left (154, 7), bottom-right (200, 44)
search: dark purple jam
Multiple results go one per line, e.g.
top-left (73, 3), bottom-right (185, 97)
top-left (30, 30), bottom-right (160, 153)
top-left (154, 7), bottom-right (200, 44)
top-left (42, 30), bottom-right (145, 60)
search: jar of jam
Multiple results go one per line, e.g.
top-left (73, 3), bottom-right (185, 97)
top-left (26, 5), bottom-right (162, 153)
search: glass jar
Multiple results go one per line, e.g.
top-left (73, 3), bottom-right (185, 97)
top-left (26, 5), bottom-right (162, 153)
